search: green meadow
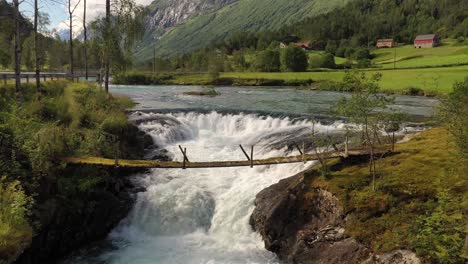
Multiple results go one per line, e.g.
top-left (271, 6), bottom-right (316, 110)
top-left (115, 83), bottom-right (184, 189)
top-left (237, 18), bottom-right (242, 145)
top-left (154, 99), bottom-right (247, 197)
top-left (372, 40), bottom-right (468, 69)
top-left (222, 66), bottom-right (468, 95)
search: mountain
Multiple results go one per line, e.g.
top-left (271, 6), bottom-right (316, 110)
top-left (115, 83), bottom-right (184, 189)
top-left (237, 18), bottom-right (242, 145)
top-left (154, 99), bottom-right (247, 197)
top-left (135, 0), bottom-right (350, 61)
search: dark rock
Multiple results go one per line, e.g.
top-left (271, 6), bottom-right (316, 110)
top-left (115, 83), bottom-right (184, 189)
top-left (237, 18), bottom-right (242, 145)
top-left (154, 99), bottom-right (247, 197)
top-left (362, 250), bottom-right (421, 264)
top-left (250, 170), bottom-right (421, 264)
top-left (130, 186), bottom-right (147, 193)
top-left (15, 188), bottom-right (133, 264)
top-left (250, 172), bottom-right (369, 263)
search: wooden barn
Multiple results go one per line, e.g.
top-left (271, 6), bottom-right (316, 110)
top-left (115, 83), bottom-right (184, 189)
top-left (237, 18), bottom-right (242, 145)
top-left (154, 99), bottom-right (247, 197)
top-left (376, 39), bottom-right (394, 48)
top-left (414, 34), bottom-right (440, 48)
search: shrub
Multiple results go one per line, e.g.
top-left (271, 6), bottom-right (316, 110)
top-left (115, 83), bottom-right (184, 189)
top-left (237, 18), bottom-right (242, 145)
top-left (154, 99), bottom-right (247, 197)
top-left (254, 49), bottom-right (281, 72)
top-left (101, 114), bottom-right (131, 136)
top-left (321, 53), bottom-right (336, 69)
top-left (409, 190), bottom-right (465, 264)
top-left (403, 86), bottom-right (424, 96)
top-left (356, 59), bottom-right (371, 68)
top-left (0, 177), bottom-right (33, 262)
top-left (281, 46), bottom-right (308, 72)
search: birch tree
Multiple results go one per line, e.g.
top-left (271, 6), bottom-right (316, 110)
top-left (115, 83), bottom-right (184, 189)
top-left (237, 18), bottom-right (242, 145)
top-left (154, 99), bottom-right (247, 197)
top-left (68, 0), bottom-right (81, 76)
top-left (13, 0), bottom-right (22, 103)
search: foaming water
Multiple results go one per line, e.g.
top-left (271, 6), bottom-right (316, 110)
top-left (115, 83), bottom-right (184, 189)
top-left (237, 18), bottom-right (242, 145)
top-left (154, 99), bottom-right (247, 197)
top-left (70, 111), bottom-right (344, 264)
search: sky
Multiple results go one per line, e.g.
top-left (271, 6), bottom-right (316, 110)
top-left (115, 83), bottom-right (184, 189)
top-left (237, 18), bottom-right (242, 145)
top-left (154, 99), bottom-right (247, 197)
top-left (9, 0), bottom-right (153, 34)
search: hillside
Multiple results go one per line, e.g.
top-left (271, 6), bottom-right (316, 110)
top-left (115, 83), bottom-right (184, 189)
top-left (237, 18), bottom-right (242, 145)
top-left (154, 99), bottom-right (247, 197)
top-left (136, 0), bottom-right (350, 61)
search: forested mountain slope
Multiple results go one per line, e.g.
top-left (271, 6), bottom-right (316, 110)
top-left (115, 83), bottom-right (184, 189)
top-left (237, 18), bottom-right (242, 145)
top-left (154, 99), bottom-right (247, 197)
top-left (136, 0), bottom-right (350, 60)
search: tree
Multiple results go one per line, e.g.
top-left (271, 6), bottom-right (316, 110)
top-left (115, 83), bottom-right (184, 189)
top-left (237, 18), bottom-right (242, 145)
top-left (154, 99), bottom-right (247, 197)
top-left (281, 46), bottom-right (308, 72)
top-left (437, 78), bottom-right (468, 161)
top-left (83, 0), bottom-right (88, 80)
top-left (13, 0), bottom-right (22, 103)
top-left (321, 52), bottom-right (336, 69)
top-left (34, 0), bottom-right (40, 98)
top-left (333, 72), bottom-right (398, 191)
top-left (254, 49), bottom-right (280, 72)
top-left (67, 0), bottom-right (81, 76)
top-left (105, 0), bottom-right (110, 92)
top-left (96, 0), bottom-right (144, 92)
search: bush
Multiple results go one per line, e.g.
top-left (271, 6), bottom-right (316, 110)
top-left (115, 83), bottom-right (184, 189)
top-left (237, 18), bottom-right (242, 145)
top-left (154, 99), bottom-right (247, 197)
top-left (101, 114), bottom-right (131, 136)
top-left (281, 46), bottom-right (308, 72)
top-left (321, 53), bottom-right (336, 69)
top-left (404, 86), bottom-right (424, 96)
top-left (254, 49), bottom-right (281, 72)
top-left (409, 190), bottom-right (465, 264)
top-left (356, 59), bottom-right (371, 68)
top-left (0, 178), bottom-right (33, 262)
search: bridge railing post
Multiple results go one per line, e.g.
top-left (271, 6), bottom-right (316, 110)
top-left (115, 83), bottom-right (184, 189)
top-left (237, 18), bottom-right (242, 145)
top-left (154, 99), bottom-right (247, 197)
top-left (178, 145), bottom-right (189, 169)
top-left (2, 75), bottom-right (6, 85)
top-left (250, 145), bottom-right (254, 168)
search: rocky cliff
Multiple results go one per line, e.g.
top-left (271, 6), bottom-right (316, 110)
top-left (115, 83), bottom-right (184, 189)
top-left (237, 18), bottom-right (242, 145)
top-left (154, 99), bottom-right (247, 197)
top-left (147, 0), bottom-right (237, 30)
top-left (250, 170), bottom-right (421, 264)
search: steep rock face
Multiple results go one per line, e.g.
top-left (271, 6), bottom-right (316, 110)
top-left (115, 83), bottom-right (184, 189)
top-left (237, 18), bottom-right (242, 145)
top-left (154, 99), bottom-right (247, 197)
top-left (147, 0), bottom-right (237, 30)
top-left (250, 173), bottom-right (371, 263)
top-left (250, 171), bottom-right (422, 264)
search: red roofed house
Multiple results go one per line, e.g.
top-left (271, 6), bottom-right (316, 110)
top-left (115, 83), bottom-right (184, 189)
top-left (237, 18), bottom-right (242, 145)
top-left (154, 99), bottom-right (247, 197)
top-left (294, 42), bottom-right (311, 51)
top-left (414, 34), bottom-right (440, 48)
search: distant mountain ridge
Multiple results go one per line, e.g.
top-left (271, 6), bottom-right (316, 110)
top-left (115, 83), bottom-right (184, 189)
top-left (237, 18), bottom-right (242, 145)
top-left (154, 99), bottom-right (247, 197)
top-left (136, 0), bottom-right (350, 62)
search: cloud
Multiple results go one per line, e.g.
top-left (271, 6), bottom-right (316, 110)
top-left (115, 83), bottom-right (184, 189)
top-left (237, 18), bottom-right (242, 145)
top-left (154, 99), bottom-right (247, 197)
top-left (55, 0), bottom-right (152, 36)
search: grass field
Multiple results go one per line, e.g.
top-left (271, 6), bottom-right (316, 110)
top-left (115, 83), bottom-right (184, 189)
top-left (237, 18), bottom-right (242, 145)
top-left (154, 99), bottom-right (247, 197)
top-left (164, 65), bottom-right (468, 95)
top-left (372, 39), bottom-right (468, 69)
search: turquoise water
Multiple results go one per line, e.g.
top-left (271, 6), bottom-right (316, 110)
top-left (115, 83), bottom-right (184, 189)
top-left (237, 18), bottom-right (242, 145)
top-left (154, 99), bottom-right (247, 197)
top-left (110, 85), bottom-right (438, 120)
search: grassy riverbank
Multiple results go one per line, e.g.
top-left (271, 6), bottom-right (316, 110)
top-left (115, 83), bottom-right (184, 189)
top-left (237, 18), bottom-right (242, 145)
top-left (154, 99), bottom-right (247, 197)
top-left (304, 128), bottom-right (467, 263)
top-left (115, 64), bottom-right (468, 96)
top-left (0, 81), bottom-right (147, 263)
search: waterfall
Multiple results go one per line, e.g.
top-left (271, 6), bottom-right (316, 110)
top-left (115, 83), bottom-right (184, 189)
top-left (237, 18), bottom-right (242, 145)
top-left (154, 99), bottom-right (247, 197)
top-left (73, 111), bottom-right (343, 264)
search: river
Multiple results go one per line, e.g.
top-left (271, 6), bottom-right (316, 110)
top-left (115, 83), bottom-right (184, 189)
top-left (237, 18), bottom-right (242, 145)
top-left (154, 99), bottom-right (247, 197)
top-left (65, 85), bottom-right (437, 264)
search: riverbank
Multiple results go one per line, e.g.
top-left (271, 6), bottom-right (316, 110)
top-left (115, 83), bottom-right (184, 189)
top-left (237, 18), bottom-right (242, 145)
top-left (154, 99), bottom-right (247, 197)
top-left (0, 81), bottom-right (152, 263)
top-left (251, 128), bottom-right (467, 263)
top-left (113, 65), bottom-right (468, 97)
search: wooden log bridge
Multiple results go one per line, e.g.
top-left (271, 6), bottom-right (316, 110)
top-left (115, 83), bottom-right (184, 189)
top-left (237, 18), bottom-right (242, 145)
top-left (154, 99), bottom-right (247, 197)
top-left (62, 148), bottom-right (380, 169)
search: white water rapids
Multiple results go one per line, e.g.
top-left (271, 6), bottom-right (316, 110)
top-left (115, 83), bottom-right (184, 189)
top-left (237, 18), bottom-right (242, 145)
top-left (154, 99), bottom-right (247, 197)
top-left (75, 111), bottom-right (345, 264)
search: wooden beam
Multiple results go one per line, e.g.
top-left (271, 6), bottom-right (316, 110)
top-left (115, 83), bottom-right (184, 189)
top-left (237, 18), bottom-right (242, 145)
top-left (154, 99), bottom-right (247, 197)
top-left (239, 144), bottom-right (250, 161)
top-left (294, 142), bottom-right (303, 155)
top-left (250, 145), bottom-right (254, 168)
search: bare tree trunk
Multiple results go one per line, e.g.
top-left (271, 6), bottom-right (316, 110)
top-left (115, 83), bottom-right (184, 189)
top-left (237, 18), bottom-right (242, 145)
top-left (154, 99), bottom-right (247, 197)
top-left (83, 0), bottom-right (88, 80)
top-left (104, 0), bottom-right (110, 93)
top-left (68, 1), bottom-right (74, 77)
top-left (13, 0), bottom-right (22, 104)
top-left (34, 0), bottom-right (41, 99)
top-left (365, 122), bottom-right (376, 191)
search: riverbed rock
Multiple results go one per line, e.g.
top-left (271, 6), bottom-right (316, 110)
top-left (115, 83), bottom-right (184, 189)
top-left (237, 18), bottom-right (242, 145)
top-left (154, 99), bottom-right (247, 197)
top-left (363, 250), bottom-right (421, 264)
top-left (250, 171), bottom-right (421, 264)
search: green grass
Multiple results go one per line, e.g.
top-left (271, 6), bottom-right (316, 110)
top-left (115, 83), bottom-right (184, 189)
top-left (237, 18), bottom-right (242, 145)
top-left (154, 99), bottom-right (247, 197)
top-left (220, 66), bottom-right (468, 95)
top-left (372, 39), bottom-right (468, 69)
top-left (306, 128), bottom-right (467, 263)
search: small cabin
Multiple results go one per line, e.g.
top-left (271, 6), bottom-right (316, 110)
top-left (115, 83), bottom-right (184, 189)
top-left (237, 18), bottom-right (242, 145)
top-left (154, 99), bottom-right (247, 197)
top-left (279, 42), bottom-right (288, 49)
top-left (414, 34), bottom-right (440, 48)
top-left (376, 39), bottom-right (394, 48)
